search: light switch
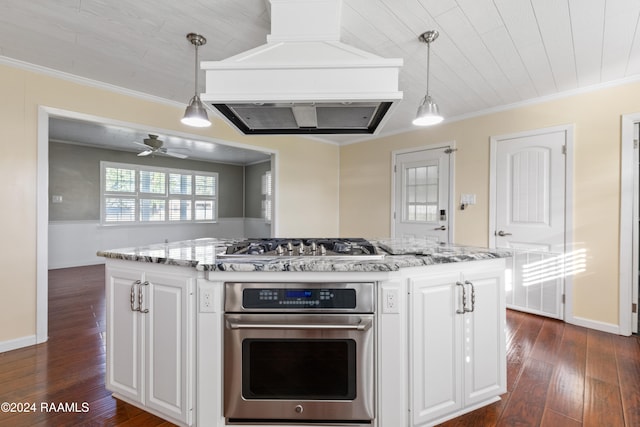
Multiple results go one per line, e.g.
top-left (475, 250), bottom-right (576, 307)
top-left (52, 195), bottom-right (63, 204)
top-left (460, 194), bottom-right (476, 205)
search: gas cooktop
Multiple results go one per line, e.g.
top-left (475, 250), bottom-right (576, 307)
top-left (220, 238), bottom-right (384, 260)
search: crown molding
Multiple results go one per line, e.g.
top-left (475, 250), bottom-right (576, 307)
top-left (0, 55), bottom-right (184, 109)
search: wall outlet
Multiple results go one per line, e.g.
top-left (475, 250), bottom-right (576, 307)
top-left (200, 287), bottom-right (216, 313)
top-left (382, 288), bottom-right (399, 314)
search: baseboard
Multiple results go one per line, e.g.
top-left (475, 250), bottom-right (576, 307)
top-left (0, 334), bottom-right (38, 353)
top-left (49, 257), bottom-right (106, 270)
top-left (567, 315), bottom-right (620, 335)
top-left (506, 304), bottom-right (563, 320)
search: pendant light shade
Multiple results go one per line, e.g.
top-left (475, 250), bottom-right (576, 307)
top-left (413, 30), bottom-right (443, 127)
top-left (413, 95), bottom-right (443, 126)
top-left (182, 33), bottom-right (211, 128)
top-left (182, 95), bottom-right (211, 127)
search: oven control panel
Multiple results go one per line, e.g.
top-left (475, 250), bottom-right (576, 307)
top-left (243, 288), bottom-right (357, 309)
top-left (224, 282), bottom-right (375, 313)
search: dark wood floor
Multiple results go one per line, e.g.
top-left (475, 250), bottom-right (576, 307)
top-left (0, 265), bottom-right (639, 426)
top-left (440, 306), bottom-right (640, 427)
top-left (0, 264), bottom-right (172, 427)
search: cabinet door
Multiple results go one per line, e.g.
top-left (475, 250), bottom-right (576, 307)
top-left (105, 266), bottom-right (143, 403)
top-left (144, 271), bottom-right (193, 425)
top-left (410, 273), bottom-right (463, 425)
top-left (462, 269), bottom-right (506, 407)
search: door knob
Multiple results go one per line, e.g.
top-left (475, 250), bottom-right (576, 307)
top-left (496, 230), bottom-right (512, 236)
top-left (434, 225), bottom-right (446, 231)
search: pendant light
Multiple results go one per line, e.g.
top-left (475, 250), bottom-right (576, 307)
top-left (412, 30), bottom-right (444, 126)
top-left (181, 33), bottom-right (211, 128)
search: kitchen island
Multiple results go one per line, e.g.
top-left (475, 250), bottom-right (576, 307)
top-left (98, 238), bottom-right (511, 427)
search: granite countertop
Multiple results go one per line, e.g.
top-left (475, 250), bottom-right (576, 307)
top-left (97, 238), bottom-right (512, 273)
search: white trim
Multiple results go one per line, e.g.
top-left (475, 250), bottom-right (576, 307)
top-left (0, 55), bottom-right (335, 147)
top-left (0, 335), bottom-right (38, 354)
top-left (246, 158), bottom-right (272, 166)
top-left (619, 113), bottom-right (640, 336)
top-left (390, 142), bottom-right (456, 243)
top-left (488, 142), bottom-right (497, 247)
top-left (270, 154), bottom-right (278, 237)
top-left (633, 123), bottom-right (639, 335)
top-left (341, 73), bottom-right (640, 147)
top-left (449, 145), bottom-right (456, 244)
top-left (489, 124), bottom-right (574, 323)
top-left (36, 107), bottom-right (49, 344)
top-left (565, 125), bottom-right (575, 325)
top-left (5, 53), bottom-right (640, 150)
top-left (570, 316), bottom-right (620, 335)
top-left (1, 56), bottom-right (182, 109)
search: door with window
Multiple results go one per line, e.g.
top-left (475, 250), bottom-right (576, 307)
top-left (393, 146), bottom-right (452, 243)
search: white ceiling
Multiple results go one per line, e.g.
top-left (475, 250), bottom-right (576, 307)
top-left (48, 117), bottom-right (272, 165)
top-left (3, 0), bottom-right (640, 148)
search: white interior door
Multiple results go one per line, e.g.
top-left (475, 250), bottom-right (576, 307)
top-left (393, 146), bottom-right (452, 243)
top-left (491, 127), bottom-right (569, 319)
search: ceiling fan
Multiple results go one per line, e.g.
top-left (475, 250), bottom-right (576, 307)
top-left (133, 134), bottom-right (189, 159)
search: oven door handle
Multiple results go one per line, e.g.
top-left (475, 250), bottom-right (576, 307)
top-left (227, 318), bottom-right (373, 331)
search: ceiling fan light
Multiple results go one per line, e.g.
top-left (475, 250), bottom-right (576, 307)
top-left (181, 95), bottom-right (211, 127)
top-left (412, 95), bottom-right (443, 126)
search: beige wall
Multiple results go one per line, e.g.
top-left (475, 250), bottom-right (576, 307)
top-left (2, 58), bottom-right (637, 345)
top-left (0, 63), bottom-right (339, 344)
top-left (340, 81), bottom-right (640, 327)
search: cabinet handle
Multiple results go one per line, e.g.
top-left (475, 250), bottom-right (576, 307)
top-left (138, 281), bottom-right (150, 314)
top-left (464, 280), bottom-right (476, 312)
top-left (456, 281), bottom-right (466, 314)
top-left (130, 280), bottom-right (141, 312)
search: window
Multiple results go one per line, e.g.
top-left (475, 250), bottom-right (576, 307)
top-left (101, 162), bottom-right (217, 225)
top-left (404, 164), bottom-right (438, 222)
top-left (261, 170), bottom-right (272, 222)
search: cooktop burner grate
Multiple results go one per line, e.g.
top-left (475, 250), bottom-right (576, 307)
top-left (220, 238), bottom-right (383, 259)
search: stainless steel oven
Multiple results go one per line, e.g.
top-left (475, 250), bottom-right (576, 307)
top-left (223, 282), bottom-right (375, 425)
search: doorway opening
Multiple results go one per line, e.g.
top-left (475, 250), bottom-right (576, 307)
top-left (37, 106), bottom-right (278, 344)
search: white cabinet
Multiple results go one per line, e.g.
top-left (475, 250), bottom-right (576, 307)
top-left (409, 260), bottom-right (506, 426)
top-left (105, 261), bottom-right (195, 426)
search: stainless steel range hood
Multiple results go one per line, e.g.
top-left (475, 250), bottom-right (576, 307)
top-left (200, 0), bottom-right (403, 135)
